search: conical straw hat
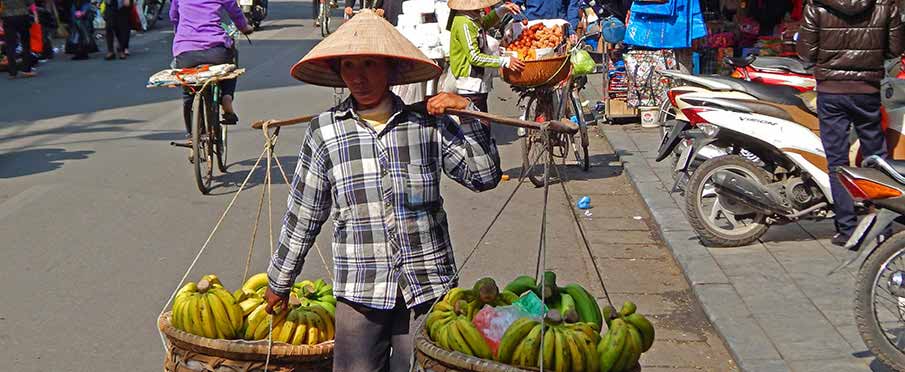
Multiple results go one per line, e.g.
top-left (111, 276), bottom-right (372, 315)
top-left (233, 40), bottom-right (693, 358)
top-left (447, 0), bottom-right (499, 11)
top-left (290, 10), bottom-right (442, 87)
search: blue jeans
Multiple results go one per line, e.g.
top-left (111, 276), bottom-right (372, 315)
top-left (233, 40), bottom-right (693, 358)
top-left (817, 92), bottom-right (886, 237)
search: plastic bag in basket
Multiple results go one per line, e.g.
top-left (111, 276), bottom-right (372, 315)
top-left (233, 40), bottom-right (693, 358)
top-left (472, 305), bottom-right (535, 356)
top-left (571, 49), bottom-right (595, 76)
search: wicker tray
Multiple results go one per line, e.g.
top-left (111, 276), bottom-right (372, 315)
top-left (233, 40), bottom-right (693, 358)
top-left (158, 312), bottom-right (333, 371)
top-left (501, 55), bottom-right (571, 88)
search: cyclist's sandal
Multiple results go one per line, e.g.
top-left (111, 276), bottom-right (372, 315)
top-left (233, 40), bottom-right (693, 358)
top-left (222, 112), bottom-right (239, 125)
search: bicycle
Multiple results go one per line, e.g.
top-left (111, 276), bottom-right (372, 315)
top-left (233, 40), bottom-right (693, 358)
top-left (517, 38), bottom-right (592, 187)
top-left (318, 0), bottom-right (339, 37)
top-left (166, 23), bottom-right (245, 194)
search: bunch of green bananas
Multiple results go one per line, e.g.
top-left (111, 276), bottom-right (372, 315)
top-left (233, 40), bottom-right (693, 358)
top-left (292, 278), bottom-right (337, 317)
top-left (172, 274), bottom-right (244, 340)
top-left (497, 312), bottom-right (601, 371)
top-left (598, 301), bottom-right (655, 372)
top-left (425, 299), bottom-right (494, 359)
top-left (504, 272), bottom-right (604, 331)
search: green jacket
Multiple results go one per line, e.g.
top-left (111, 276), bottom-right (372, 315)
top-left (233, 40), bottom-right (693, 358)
top-left (449, 11), bottom-right (507, 94)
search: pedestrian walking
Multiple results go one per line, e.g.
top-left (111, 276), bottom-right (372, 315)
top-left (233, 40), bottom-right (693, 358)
top-left (1, 0), bottom-right (39, 78)
top-left (103, 0), bottom-right (132, 60)
top-left (447, 0), bottom-right (524, 112)
top-left (262, 10), bottom-right (501, 372)
top-left (66, 0), bottom-right (97, 60)
top-left (797, 0), bottom-right (904, 246)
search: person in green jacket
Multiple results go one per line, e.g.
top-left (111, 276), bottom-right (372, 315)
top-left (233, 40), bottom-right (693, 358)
top-left (448, 0), bottom-right (524, 112)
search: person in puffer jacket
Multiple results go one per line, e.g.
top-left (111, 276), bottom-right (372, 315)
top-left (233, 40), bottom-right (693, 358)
top-left (797, 0), bottom-right (904, 246)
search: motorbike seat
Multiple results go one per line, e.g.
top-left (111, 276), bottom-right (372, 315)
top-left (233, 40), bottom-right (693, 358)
top-left (886, 160), bottom-right (905, 176)
top-left (749, 56), bottom-right (813, 75)
top-left (708, 76), bottom-right (804, 106)
top-left (723, 55), bottom-right (756, 68)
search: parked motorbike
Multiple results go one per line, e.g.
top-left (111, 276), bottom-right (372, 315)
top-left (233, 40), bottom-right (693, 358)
top-left (655, 63), bottom-right (815, 192)
top-left (833, 155), bottom-right (905, 371)
top-left (674, 60), bottom-right (905, 247)
top-left (239, 0), bottom-right (266, 30)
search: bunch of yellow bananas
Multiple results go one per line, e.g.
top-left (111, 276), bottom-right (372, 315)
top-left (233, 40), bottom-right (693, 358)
top-left (599, 301), bottom-right (655, 372)
top-left (171, 274), bottom-right (244, 340)
top-left (425, 300), bottom-right (494, 359)
top-left (232, 273), bottom-right (337, 344)
top-left (497, 312), bottom-right (601, 371)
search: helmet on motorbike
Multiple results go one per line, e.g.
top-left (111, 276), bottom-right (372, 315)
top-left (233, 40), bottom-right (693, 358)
top-left (290, 10), bottom-right (441, 87)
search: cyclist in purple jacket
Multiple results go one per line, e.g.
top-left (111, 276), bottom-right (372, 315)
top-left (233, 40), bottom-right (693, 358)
top-left (170, 0), bottom-right (253, 136)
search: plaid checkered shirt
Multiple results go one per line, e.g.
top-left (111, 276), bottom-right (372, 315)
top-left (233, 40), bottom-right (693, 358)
top-left (267, 94), bottom-right (502, 309)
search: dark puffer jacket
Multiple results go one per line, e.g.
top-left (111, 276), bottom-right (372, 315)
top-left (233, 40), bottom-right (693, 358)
top-left (797, 0), bottom-right (905, 93)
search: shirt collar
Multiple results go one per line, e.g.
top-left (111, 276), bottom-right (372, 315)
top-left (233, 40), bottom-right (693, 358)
top-left (335, 92), bottom-right (409, 124)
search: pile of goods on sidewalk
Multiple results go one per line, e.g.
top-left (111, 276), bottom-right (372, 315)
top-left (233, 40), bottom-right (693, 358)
top-left (396, 0), bottom-right (450, 59)
top-left (420, 272), bottom-right (655, 372)
top-left (170, 273), bottom-right (336, 344)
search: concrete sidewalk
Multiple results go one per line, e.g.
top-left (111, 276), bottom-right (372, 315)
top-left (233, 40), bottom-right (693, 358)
top-left (600, 123), bottom-right (893, 372)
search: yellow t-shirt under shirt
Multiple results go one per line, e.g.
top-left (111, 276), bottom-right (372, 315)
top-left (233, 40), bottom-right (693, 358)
top-left (358, 97), bottom-right (393, 133)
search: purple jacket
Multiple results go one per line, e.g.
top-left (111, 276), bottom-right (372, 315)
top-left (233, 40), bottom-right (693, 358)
top-left (170, 0), bottom-right (248, 57)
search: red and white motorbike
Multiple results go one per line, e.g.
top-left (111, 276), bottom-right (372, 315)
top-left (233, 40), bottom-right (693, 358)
top-left (672, 59), bottom-right (905, 247)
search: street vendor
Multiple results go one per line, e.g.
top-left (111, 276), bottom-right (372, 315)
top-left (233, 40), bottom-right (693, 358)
top-left (448, 0), bottom-right (525, 112)
top-left (263, 10), bottom-right (502, 372)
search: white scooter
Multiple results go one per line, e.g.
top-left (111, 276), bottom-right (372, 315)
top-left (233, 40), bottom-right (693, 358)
top-left (675, 60), bottom-right (905, 247)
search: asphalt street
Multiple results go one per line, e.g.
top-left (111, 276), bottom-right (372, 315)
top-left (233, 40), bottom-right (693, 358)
top-left (0, 3), bottom-right (734, 370)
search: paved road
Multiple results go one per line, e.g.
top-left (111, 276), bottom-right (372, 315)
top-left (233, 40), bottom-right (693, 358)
top-left (0, 4), bottom-right (734, 370)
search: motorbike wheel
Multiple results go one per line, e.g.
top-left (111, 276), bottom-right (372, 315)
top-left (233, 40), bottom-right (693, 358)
top-left (686, 155), bottom-right (770, 247)
top-left (855, 232), bottom-right (905, 371)
top-left (143, 0), bottom-right (162, 30)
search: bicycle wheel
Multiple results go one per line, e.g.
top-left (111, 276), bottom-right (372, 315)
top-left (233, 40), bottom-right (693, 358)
top-left (568, 90), bottom-right (590, 171)
top-left (520, 96), bottom-right (551, 187)
top-left (208, 85), bottom-right (227, 173)
top-left (320, 0), bottom-right (333, 37)
top-left (192, 93), bottom-right (214, 194)
top-left (143, 0), bottom-right (162, 30)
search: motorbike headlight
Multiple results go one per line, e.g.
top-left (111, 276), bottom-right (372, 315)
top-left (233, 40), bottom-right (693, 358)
top-left (697, 123), bottom-right (720, 137)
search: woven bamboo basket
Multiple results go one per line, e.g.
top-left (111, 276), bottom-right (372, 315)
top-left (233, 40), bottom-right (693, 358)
top-left (413, 328), bottom-right (641, 372)
top-left (158, 312), bottom-right (333, 372)
top-left (500, 55), bottom-right (571, 88)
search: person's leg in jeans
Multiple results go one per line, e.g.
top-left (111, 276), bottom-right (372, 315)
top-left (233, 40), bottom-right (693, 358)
top-left (850, 94), bottom-right (886, 162)
top-left (16, 16), bottom-right (34, 73)
top-left (817, 93), bottom-right (857, 241)
top-left (333, 299), bottom-right (392, 372)
top-left (2, 17), bottom-right (20, 77)
top-left (105, 8), bottom-right (118, 59)
top-left (115, 8), bottom-right (131, 56)
top-left (388, 297), bottom-right (431, 372)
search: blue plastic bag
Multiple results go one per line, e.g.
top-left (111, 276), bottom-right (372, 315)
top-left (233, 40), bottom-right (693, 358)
top-left (631, 0), bottom-right (677, 16)
top-left (601, 16), bottom-right (626, 43)
top-left (624, 0), bottom-right (706, 49)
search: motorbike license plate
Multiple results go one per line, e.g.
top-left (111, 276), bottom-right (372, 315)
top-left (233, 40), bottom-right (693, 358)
top-left (239, 0), bottom-right (253, 6)
top-left (675, 140), bottom-right (695, 173)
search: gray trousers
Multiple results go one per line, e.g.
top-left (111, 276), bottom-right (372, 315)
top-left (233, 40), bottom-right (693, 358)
top-left (334, 293), bottom-right (432, 372)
